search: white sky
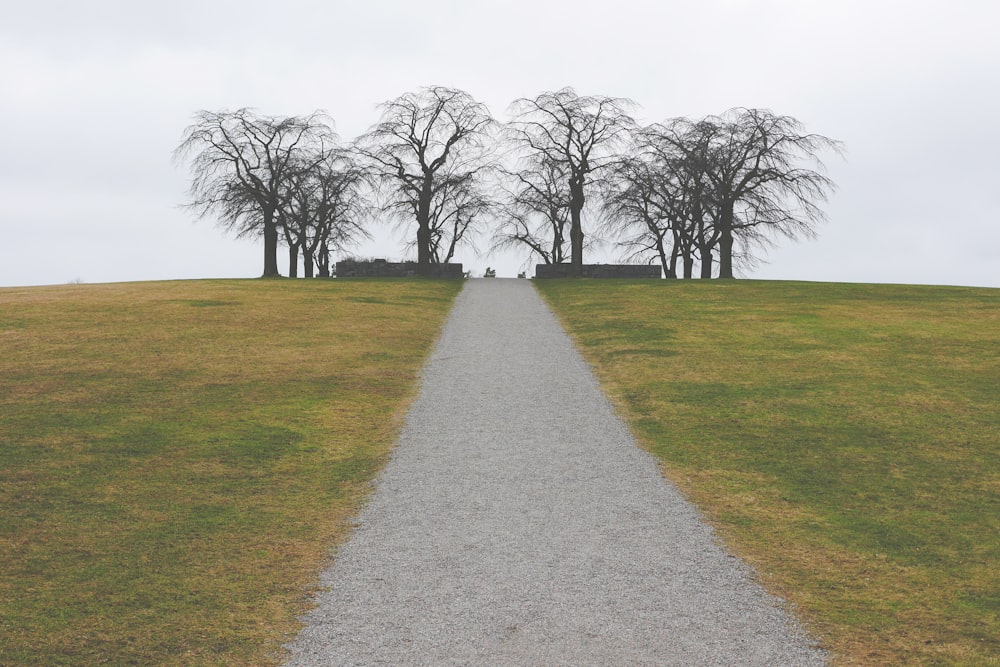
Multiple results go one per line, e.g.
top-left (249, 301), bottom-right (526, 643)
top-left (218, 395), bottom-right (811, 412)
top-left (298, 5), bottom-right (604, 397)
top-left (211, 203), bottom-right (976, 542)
top-left (2, 0), bottom-right (998, 286)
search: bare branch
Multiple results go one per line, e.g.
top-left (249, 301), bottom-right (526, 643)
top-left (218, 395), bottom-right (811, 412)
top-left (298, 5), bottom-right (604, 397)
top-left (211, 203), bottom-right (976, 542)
top-left (174, 108), bottom-right (336, 276)
top-left (505, 88), bottom-right (636, 275)
top-left (354, 86), bottom-right (496, 273)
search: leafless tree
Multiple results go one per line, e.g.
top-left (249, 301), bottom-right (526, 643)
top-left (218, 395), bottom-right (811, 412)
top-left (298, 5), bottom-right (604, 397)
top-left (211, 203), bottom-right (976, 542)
top-left (603, 122), bottom-right (716, 278)
top-left (506, 88), bottom-right (636, 276)
top-left (278, 151), bottom-right (326, 277)
top-left (659, 110), bottom-right (842, 278)
top-left (280, 149), bottom-right (370, 277)
top-left (355, 86), bottom-right (496, 275)
top-left (717, 108), bottom-right (841, 278)
top-left (491, 157), bottom-right (572, 265)
top-left (425, 168), bottom-right (494, 264)
top-left (174, 108), bottom-right (335, 277)
top-left (605, 111), bottom-right (840, 279)
top-left (601, 154), bottom-right (681, 278)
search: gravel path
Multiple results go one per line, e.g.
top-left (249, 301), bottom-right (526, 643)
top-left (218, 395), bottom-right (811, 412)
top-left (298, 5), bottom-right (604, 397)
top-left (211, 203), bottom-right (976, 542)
top-left (283, 279), bottom-right (826, 666)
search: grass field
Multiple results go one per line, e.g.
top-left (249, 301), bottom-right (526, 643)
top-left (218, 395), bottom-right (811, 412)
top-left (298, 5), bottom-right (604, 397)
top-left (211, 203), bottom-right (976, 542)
top-left (0, 278), bottom-right (462, 666)
top-left (536, 279), bottom-right (1000, 666)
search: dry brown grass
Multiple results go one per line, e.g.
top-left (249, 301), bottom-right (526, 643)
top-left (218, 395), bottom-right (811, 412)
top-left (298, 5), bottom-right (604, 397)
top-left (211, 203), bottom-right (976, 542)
top-left (537, 279), bottom-right (1000, 666)
top-left (0, 278), bottom-right (462, 666)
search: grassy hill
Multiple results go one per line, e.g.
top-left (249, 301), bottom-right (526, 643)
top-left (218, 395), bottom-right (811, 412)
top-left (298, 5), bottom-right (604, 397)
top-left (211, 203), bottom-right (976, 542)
top-left (536, 279), bottom-right (1000, 666)
top-left (0, 279), bottom-right (462, 666)
top-left (3, 277), bottom-right (997, 665)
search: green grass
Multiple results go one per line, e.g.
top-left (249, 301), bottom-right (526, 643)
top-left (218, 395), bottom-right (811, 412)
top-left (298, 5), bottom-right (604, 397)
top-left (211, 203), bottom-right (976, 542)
top-left (535, 279), bottom-right (1000, 666)
top-left (0, 278), bottom-right (462, 666)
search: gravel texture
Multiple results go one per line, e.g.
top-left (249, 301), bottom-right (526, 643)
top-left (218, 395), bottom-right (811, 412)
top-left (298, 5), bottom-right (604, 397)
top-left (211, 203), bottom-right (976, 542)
top-left (283, 278), bottom-right (826, 666)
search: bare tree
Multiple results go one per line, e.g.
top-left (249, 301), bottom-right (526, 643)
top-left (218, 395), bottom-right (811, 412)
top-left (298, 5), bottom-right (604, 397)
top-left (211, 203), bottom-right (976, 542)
top-left (506, 88), bottom-right (636, 276)
top-left (426, 168), bottom-right (494, 264)
top-left (660, 110), bottom-right (842, 278)
top-left (604, 121), bottom-right (719, 278)
top-left (280, 149), bottom-right (370, 277)
top-left (491, 157), bottom-right (572, 266)
top-left (652, 119), bottom-right (723, 278)
top-left (278, 151), bottom-right (326, 278)
top-left (174, 108), bottom-right (335, 277)
top-left (604, 112), bottom-right (841, 279)
top-left (716, 108), bottom-right (842, 278)
top-left (355, 86), bottom-right (495, 275)
top-left (601, 153), bottom-right (680, 278)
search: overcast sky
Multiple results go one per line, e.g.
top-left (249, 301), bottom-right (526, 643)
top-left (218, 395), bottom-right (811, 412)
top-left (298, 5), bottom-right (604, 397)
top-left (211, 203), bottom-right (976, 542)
top-left (2, 0), bottom-right (998, 286)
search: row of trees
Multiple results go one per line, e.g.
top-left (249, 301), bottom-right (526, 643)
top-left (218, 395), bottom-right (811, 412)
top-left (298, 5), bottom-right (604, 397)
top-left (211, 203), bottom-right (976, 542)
top-left (599, 111), bottom-right (841, 278)
top-left (175, 87), bottom-right (841, 278)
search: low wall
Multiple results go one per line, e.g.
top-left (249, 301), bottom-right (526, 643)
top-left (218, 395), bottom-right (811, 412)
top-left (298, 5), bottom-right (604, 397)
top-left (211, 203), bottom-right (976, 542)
top-left (534, 264), bottom-right (662, 279)
top-left (336, 260), bottom-right (464, 279)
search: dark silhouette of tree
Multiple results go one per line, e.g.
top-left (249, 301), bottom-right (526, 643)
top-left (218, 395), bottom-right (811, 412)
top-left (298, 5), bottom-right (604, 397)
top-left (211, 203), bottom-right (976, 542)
top-left (603, 122), bottom-right (716, 278)
top-left (659, 110), bottom-right (842, 278)
top-left (604, 111), bottom-right (841, 279)
top-left (355, 86), bottom-right (495, 275)
top-left (174, 108), bottom-right (335, 277)
top-left (602, 154), bottom-right (681, 278)
top-left (425, 168), bottom-right (494, 264)
top-left (280, 149), bottom-right (369, 277)
top-left (491, 158), bottom-right (572, 266)
top-left (711, 108), bottom-right (841, 278)
top-left (506, 88), bottom-right (635, 276)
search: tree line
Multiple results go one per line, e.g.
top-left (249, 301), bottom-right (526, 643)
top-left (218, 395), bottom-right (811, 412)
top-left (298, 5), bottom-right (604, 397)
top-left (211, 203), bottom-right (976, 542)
top-left (175, 86), bottom-right (842, 279)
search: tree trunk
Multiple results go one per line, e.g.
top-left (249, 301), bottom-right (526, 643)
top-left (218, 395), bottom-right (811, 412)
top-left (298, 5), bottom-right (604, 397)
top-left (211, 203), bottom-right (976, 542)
top-left (263, 212), bottom-right (280, 277)
top-left (569, 182), bottom-right (585, 278)
top-left (667, 240), bottom-right (680, 279)
top-left (700, 249), bottom-right (713, 279)
top-left (718, 202), bottom-right (735, 279)
top-left (569, 216), bottom-right (583, 277)
top-left (551, 229), bottom-right (565, 264)
top-left (656, 236), bottom-right (672, 279)
top-left (718, 229), bottom-right (734, 279)
top-left (416, 182), bottom-right (434, 276)
top-left (683, 253), bottom-right (695, 279)
top-left (302, 249), bottom-right (315, 278)
top-left (416, 223), bottom-right (432, 275)
top-left (287, 243), bottom-right (299, 278)
top-left (317, 241), bottom-right (330, 277)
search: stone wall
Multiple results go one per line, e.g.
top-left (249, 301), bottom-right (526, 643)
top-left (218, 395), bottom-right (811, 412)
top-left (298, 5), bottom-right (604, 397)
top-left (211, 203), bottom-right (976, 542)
top-left (335, 259), bottom-right (464, 279)
top-left (534, 264), bottom-right (662, 279)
